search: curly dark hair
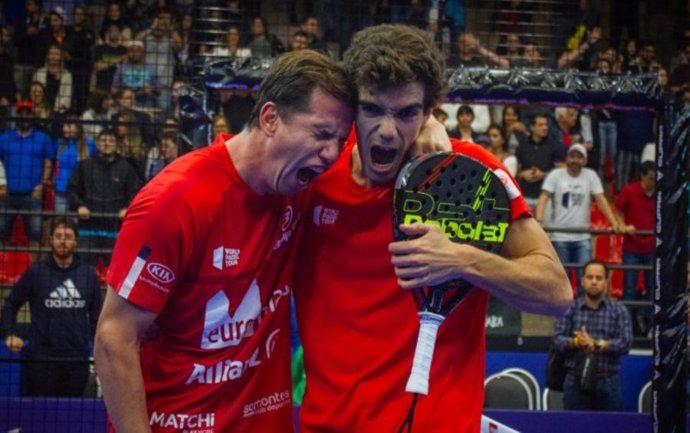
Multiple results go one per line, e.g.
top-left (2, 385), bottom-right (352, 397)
top-left (342, 24), bottom-right (446, 112)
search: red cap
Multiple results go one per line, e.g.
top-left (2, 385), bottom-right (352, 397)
top-left (15, 100), bottom-right (34, 113)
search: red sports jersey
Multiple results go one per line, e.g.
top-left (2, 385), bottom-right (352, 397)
top-left (293, 138), bottom-right (530, 432)
top-left (107, 134), bottom-right (305, 433)
top-left (615, 180), bottom-right (654, 254)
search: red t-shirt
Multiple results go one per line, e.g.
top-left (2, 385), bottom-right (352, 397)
top-left (293, 138), bottom-right (530, 432)
top-left (107, 135), bottom-right (305, 433)
top-left (615, 180), bottom-right (654, 253)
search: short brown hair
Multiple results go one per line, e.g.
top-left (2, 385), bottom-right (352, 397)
top-left (343, 24), bottom-right (446, 112)
top-left (51, 216), bottom-right (78, 237)
top-left (247, 50), bottom-right (355, 128)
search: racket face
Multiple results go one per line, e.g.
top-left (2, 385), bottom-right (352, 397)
top-left (393, 152), bottom-right (512, 312)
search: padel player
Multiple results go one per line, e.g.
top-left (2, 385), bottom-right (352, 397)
top-left (292, 24), bottom-right (573, 432)
top-left (94, 50), bottom-right (355, 433)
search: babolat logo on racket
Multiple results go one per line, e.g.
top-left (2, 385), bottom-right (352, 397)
top-left (394, 152), bottom-right (511, 247)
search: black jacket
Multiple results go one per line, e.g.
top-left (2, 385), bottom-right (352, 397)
top-left (1, 255), bottom-right (101, 358)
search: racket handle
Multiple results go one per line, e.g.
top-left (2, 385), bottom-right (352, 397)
top-left (405, 311), bottom-right (445, 395)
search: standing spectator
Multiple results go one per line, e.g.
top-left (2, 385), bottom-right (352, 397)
top-left (1, 216), bottom-right (101, 397)
top-left (40, 7), bottom-right (68, 51)
top-left (112, 40), bottom-right (159, 109)
top-left (0, 100), bottom-right (53, 252)
top-left (115, 111), bottom-right (146, 180)
top-left (615, 161), bottom-right (655, 336)
top-left (93, 24), bottom-right (127, 91)
top-left (32, 45), bottom-right (73, 113)
top-left (616, 110), bottom-right (654, 188)
top-left (552, 259), bottom-right (633, 411)
top-left (174, 12), bottom-right (193, 79)
top-left (53, 113), bottom-right (95, 215)
top-left (68, 129), bottom-right (141, 267)
top-left (448, 31), bottom-right (509, 68)
top-left (553, 107), bottom-right (583, 152)
top-left (14, 0), bottom-right (49, 97)
top-left (27, 81), bottom-right (52, 133)
top-left (627, 41), bottom-right (660, 73)
top-left (300, 15), bottom-right (327, 52)
top-left (247, 16), bottom-right (285, 58)
top-left (63, 5), bottom-right (95, 112)
top-left (557, 26), bottom-right (601, 71)
top-left (515, 114), bottom-right (564, 211)
top-left (535, 144), bottom-right (624, 289)
top-left (289, 30), bottom-right (310, 52)
top-left (135, 9), bottom-right (181, 110)
top-left (144, 131), bottom-right (187, 181)
top-left (113, 87), bottom-right (155, 146)
top-left (501, 104), bottom-right (527, 153)
top-left (590, 60), bottom-right (617, 177)
top-left (160, 80), bottom-right (183, 121)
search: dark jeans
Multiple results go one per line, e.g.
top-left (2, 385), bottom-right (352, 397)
top-left (563, 372), bottom-right (622, 411)
top-left (622, 251), bottom-right (653, 334)
top-left (0, 194), bottom-right (43, 241)
top-left (78, 234), bottom-right (116, 267)
top-left (24, 358), bottom-right (90, 397)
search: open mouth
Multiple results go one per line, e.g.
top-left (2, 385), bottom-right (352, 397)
top-left (297, 167), bottom-right (319, 185)
top-left (371, 146), bottom-right (397, 165)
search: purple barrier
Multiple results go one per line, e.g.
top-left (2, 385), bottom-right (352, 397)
top-left (0, 397), bottom-right (107, 433)
top-left (484, 409), bottom-right (654, 433)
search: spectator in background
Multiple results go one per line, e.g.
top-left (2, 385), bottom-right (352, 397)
top-left (621, 39), bottom-right (639, 72)
top-left (14, 0), bottom-right (49, 97)
top-left (68, 128), bottom-right (141, 267)
top-left (221, 88), bottom-right (256, 133)
top-left (554, 107), bottom-right (583, 152)
top-left (448, 105), bottom-right (480, 142)
top-left (501, 104), bottom-right (528, 153)
top-left (247, 16), bottom-right (285, 58)
top-left (552, 259), bottom-right (632, 411)
top-left (211, 114), bottom-right (230, 137)
top-left (301, 15), bottom-right (327, 52)
top-left (486, 124), bottom-right (517, 176)
top-left (135, 8), bottom-right (181, 111)
top-left (591, 59), bottom-right (617, 178)
top-left (0, 101), bottom-right (53, 253)
top-left (670, 41), bottom-right (690, 95)
top-left (448, 31), bottom-right (509, 68)
top-left (160, 79), bottom-right (184, 121)
top-left (519, 42), bottom-right (546, 68)
top-left (33, 45), bottom-right (73, 113)
top-left (63, 5), bottom-right (95, 112)
top-left (112, 40), bottom-right (159, 109)
top-left (616, 109), bottom-right (654, 189)
top-left (99, 1), bottom-right (132, 43)
top-left (115, 111), bottom-right (146, 180)
top-left (290, 30), bottom-right (310, 52)
top-left (174, 12), bottom-right (193, 79)
top-left (93, 24), bottom-right (127, 91)
top-left (515, 114), bottom-right (564, 211)
top-left (210, 25), bottom-right (251, 58)
top-left (432, 107), bottom-right (448, 126)
top-left (496, 33), bottom-right (523, 66)
top-left (28, 81), bottom-right (52, 133)
top-left (627, 41), bottom-right (660, 73)
top-left (81, 89), bottom-right (115, 141)
top-left (535, 144), bottom-right (624, 289)
top-left (1, 216), bottom-right (101, 397)
top-left (53, 111), bottom-right (96, 215)
top-left (144, 131), bottom-right (188, 181)
top-left (557, 26), bottom-right (601, 70)
top-left (616, 161), bottom-right (655, 337)
top-left (0, 26), bottom-right (19, 132)
top-left (113, 87), bottom-right (155, 146)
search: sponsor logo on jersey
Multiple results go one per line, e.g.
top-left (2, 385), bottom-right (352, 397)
top-left (312, 205), bottom-right (339, 227)
top-left (186, 329), bottom-right (281, 385)
top-left (212, 246), bottom-right (240, 270)
top-left (149, 411), bottom-right (215, 432)
top-left (242, 389), bottom-right (291, 418)
top-left (200, 280), bottom-right (289, 349)
top-left (273, 206), bottom-right (301, 250)
top-left (45, 279), bottom-right (86, 308)
top-left (146, 262), bottom-right (175, 283)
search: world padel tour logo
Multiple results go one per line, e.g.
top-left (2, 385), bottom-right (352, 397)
top-left (200, 280), bottom-right (290, 349)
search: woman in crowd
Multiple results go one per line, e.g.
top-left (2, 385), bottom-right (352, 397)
top-left (116, 111), bottom-right (146, 180)
top-left (28, 81), bottom-right (52, 133)
top-left (53, 112), bottom-right (96, 214)
top-left (32, 45), bottom-right (72, 113)
top-left (486, 124), bottom-right (517, 176)
top-left (81, 90), bottom-right (116, 141)
top-left (501, 104), bottom-right (528, 153)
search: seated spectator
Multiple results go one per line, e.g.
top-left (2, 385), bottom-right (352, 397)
top-left (501, 104), bottom-right (527, 153)
top-left (99, 1), bottom-right (132, 43)
top-left (145, 131), bottom-right (189, 181)
top-left (247, 16), bottom-right (285, 58)
top-left (33, 45), bottom-right (73, 113)
top-left (210, 25), bottom-right (251, 58)
top-left (81, 89), bottom-right (116, 141)
top-left (113, 87), bottom-right (155, 146)
top-left (496, 33), bottom-right (523, 66)
top-left (68, 129), bottom-right (141, 267)
top-left (289, 30), bottom-right (310, 52)
top-left (212, 114), bottom-right (230, 137)
top-left (53, 112), bottom-right (96, 215)
top-left (486, 124), bottom-right (517, 176)
top-left (116, 111), bottom-right (147, 180)
top-left (300, 15), bottom-right (327, 52)
top-left (93, 25), bottom-right (127, 92)
top-left (1, 216), bottom-right (101, 397)
top-left (112, 40), bottom-right (159, 109)
top-left (27, 81), bottom-right (53, 134)
top-left (0, 101), bottom-right (53, 253)
top-left (448, 105), bottom-right (480, 142)
top-left (621, 39), bottom-right (639, 72)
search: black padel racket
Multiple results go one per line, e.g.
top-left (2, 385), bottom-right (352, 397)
top-left (393, 151), bottom-right (512, 396)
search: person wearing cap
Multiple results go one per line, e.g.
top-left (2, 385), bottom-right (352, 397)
top-left (0, 100), bottom-right (54, 253)
top-left (535, 143), bottom-right (627, 292)
top-left (111, 39), bottom-right (159, 109)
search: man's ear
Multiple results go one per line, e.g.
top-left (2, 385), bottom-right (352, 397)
top-left (259, 101), bottom-right (280, 136)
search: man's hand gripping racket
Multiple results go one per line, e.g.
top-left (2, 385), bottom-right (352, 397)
top-left (393, 152), bottom-right (512, 396)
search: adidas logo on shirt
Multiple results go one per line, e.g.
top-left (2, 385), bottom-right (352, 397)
top-left (44, 279), bottom-right (86, 309)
